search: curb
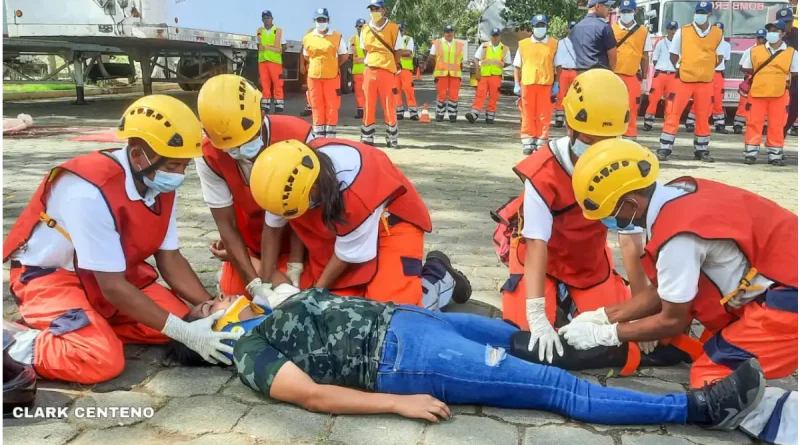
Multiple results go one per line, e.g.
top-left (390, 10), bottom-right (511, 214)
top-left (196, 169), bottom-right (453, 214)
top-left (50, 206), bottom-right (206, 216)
top-left (3, 83), bottom-right (181, 101)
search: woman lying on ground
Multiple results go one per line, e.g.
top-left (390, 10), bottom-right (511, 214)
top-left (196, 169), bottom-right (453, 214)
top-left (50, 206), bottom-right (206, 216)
top-left (175, 285), bottom-right (765, 430)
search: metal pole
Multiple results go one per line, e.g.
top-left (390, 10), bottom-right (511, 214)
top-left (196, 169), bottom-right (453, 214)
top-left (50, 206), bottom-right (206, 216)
top-left (72, 53), bottom-right (88, 105)
top-left (140, 49), bottom-right (152, 95)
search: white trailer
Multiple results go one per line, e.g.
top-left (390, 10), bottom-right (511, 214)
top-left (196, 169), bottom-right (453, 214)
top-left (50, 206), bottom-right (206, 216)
top-left (3, 0), bottom-right (368, 102)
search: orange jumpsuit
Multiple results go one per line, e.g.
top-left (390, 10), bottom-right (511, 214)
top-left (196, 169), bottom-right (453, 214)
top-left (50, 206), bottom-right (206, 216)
top-left (257, 26), bottom-right (285, 112)
top-left (518, 37), bottom-right (559, 152)
top-left (553, 69), bottom-right (577, 126)
top-left (686, 71), bottom-right (726, 129)
top-left (303, 30), bottom-right (345, 138)
top-left (395, 35), bottom-right (418, 119)
top-left (360, 21), bottom-right (400, 147)
top-left (644, 70), bottom-right (678, 128)
top-left (467, 42), bottom-right (509, 124)
top-left (612, 23), bottom-right (650, 139)
top-left (432, 38), bottom-right (464, 122)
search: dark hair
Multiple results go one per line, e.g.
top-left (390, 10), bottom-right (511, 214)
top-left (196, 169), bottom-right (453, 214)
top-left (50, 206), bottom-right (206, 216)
top-left (167, 314), bottom-right (220, 367)
top-left (315, 151), bottom-right (346, 231)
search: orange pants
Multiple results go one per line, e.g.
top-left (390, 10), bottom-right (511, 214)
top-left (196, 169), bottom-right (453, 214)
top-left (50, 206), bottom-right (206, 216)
top-left (9, 267), bottom-right (189, 384)
top-left (218, 253), bottom-right (314, 296)
top-left (661, 80), bottom-right (713, 153)
top-left (688, 72), bottom-right (725, 128)
top-left (435, 76), bottom-right (461, 118)
top-left (644, 71), bottom-right (677, 125)
top-left (690, 296), bottom-right (797, 388)
top-left (258, 61), bottom-right (284, 101)
top-left (395, 69), bottom-right (418, 114)
top-left (733, 93), bottom-right (749, 129)
top-left (744, 92), bottom-right (790, 160)
top-left (361, 67), bottom-right (398, 144)
top-left (470, 75), bottom-right (502, 114)
top-left (308, 76), bottom-right (341, 134)
top-left (520, 84), bottom-right (554, 146)
top-left (353, 73), bottom-right (365, 110)
top-left (618, 74), bottom-right (642, 138)
top-left (501, 239), bottom-right (631, 330)
top-left (553, 69), bottom-right (578, 125)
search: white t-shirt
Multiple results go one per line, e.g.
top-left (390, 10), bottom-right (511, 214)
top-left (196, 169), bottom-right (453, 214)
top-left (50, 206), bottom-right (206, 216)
top-left (513, 36), bottom-right (565, 68)
top-left (740, 42), bottom-right (799, 73)
top-left (653, 38), bottom-right (676, 72)
top-left (474, 43), bottom-right (512, 64)
top-left (195, 117), bottom-right (315, 209)
top-left (716, 39), bottom-right (731, 70)
top-left (429, 38), bottom-right (461, 55)
top-left (555, 38), bottom-right (577, 69)
top-left (646, 183), bottom-right (773, 305)
top-left (669, 24), bottom-right (726, 57)
top-left (302, 28), bottom-right (349, 57)
top-left (264, 144), bottom-right (386, 264)
top-left (400, 35), bottom-right (415, 52)
top-left (617, 21), bottom-right (654, 52)
top-left (260, 26), bottom-right (287, 45)
top-left (11, 149), bottom-right (179, 273)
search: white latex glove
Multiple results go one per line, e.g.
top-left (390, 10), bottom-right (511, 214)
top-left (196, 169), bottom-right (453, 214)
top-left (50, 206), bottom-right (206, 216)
top-left (161, 311), bottom-right (241, 365)
top-left (285, 262), bottom-right (304, 288)
top-left (246, 278), bottom-right (272, 302)
top-left (525, 298), bottom-right (564, 363)
top-left (570, 307), bottom-right (610, 325)
top-left (559, 321), bottom-right (621, 350)
top-left (269, 283), bottom-right (301, 308)
top-left (638, 340), bottom-right (658, 354)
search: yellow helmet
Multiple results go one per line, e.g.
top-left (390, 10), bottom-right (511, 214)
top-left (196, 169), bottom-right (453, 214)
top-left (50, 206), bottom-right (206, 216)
top-left (250, 140), bottom-right (320, 219)
top-left (116, 95), bottom-right (202, 159)
top-left (572, 138), bottom-right (659, 220)
top-left (563, 69), bottom-right (629, 137)
top-left (198, 74), bottom-right (262, 150)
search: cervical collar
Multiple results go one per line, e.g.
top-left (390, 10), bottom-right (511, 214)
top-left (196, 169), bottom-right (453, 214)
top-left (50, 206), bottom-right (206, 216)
top-left (213, 296), bottom-right (271, 336)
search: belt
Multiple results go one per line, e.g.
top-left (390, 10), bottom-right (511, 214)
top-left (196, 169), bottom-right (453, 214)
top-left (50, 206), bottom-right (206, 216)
top-left (656, 70), bottom-right (675, 74)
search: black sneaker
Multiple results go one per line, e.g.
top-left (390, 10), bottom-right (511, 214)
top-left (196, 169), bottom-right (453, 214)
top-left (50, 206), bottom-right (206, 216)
top-left (522, 148), bottom-right (534, 156)
top-left (643, 123), bottom-right (653, 131)
top-left (789, 127), bottom-right (798, 137)
top-left (397, 113), bottom-right (405, 120)
top-left (744, 156), bottom-right (757, 165)
top-left (733, 126), bottom-right (743, 135)
top-left (685, 124), bottom-right (695, 133)
top-left (715, 125), bottom-right (730, 135)
top-left (300, 108), bottom-right (312, 117)
top-left (687, 358), bottom-right (765, 430)
top-left (425, 251), bottom-right (472, 304)
top-left (435, 115), bottom-right (444, 122)
top-left (410, 114), bottom-right (419, 121)
top-left (354, 109), bottom-right (364, 119)
top-left (769, 158), bottom-right (785, 166)
top-left (694, 151), bottom-right (715, 162)
top-left (449, 116), bottom-right (457, 123)
top-left (485, 118), bottom-right (494, 124)
top-left (552, 121), bottom-right (564, 128)
top-left (465, 112), bottom-right (476, 124)
top-left (274, 108), bottom-right (284, 114)
top-left (656, 149), bottom-right (670, 161)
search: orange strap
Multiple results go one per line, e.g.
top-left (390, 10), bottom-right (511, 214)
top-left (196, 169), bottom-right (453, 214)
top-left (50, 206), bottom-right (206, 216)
top-left (698, 328), bottom-right (714, 344)
top-left (720, 267), bottom-right (762, 306)
top-left (39, 211), bottom-right (72, 242)
top-left (621, 342), bottom-right (641, 376)
top-left (380, 213), bottom-right (391, 236)
top-left (663, 333), bottom-right (705, 361)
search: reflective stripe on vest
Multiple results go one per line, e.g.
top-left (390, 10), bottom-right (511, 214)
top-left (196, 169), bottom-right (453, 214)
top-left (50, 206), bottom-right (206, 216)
top-left (750, 46), bottom-right (795, 98)
top-left (400, 36), bottom-right (414, 71)
top-left (303, 30), bottom-right (343, 79)
top-left (351, 35), bottom-right (366, 75)
top-left (612, 24), bottom-right (648, 76)
top-left (519, 38), bottom-right (559, 86)
top-left (678, 24), bottom-right (722, 83)
top-left (480, 43), bottom-right (507, 77)
top-left (433, 39), bottom-right (463, 77)
top-left (259, 27), bottom-right (283, 64)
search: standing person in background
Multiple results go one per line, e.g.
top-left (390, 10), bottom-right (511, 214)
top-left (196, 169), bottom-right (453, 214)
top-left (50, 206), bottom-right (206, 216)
top-left (612, 0), bottom-right (653, 141)
top-left (360, 0), bottom-right (402, 148)
top-left (465, 27), bottom-right (511, 125)
top-left (644, 21), bottom-right (679, 131)
top-left (777, 8), bottom-right (798, 137)
top-left (257, 10), bottom-right (287, 114)
top-left (741, 20), bottom-right (797, 166)
top-left (514, 14), bottom-right (561, 155)
top-left (395, 23), bottom-right (420, 121)
top-left (350, 19), bottom-right (367, 120)
top-left (733, 29), bottom-right (767, 134)
top-left (658, 1), bottom-right (723, 163)
top-left (303, 8), bottom-right (350, 139)
top-left (685, 22), bottom-right (730, 134)
top-left (428, 25), bottom-right (465, 123)
top-left (569, 0), bottom-right (617, 71)
top-left (553, 21), bottom-right (578, 128)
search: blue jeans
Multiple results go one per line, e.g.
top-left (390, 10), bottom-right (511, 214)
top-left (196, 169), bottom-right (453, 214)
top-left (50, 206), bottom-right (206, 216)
top-left (375, 306), bottom-right (687, 425)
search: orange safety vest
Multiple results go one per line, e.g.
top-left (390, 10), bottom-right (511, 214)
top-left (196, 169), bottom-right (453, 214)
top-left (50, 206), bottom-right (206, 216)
top-left (432, 39), bottom-right (464, 77)
top-left (350, 35), bottom-right (366, 75)
top-left (750, 45), bottom-right (796, 98)
top-left (641, 177), bottom-right (799, 333)
top-left (201, 116), bottom-right (313, 255)
top-left (518, 37), bottom-right (559, 86)
top-left (289, 138), bottom-right (432, 290)
top-left (612, 23), bottom-right (648, 76)
top-left (678, 24), bottom-right (722, 83)
top-left (361, 21), bottom-right (400, 72)
top-left (303, 30), bottom-right (343, 79)
top-left (258, 26), bottom-right (283, 64)
top-left (2, 150), bottom-right (173, 318)
top-left (512, 146), bottom-right (613, 289)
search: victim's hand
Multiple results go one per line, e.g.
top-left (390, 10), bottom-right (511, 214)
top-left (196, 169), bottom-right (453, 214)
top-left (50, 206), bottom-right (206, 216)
top-left (393, 394), bottom-right (452, 423)
top-left (209, 240), bottom-right (231, 262)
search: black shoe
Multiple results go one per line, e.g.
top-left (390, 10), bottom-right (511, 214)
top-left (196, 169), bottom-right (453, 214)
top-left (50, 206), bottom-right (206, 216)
top-left (397, 113), bottom-right (405, 120)
top-left (522, 147), bottom-right (534, 156)
top-left (733, 126), bottom-right (742, 135)
top-left (386, 139), bottom-right (399, 149)
top-left (361, 140), bottom-right (375, 146)
top-left (465, 113), bottom-right (476, 124)
top-left (715, 126), bottom-right (730, 135)
top-left (274, 108), bottom-right (284, 114)
top-left (789, 128), bottom-right (798, 136)
top-left (354, 110), bottom-right (364, 119)
top-left (449, 116), bottom-right (457, 123)
top-left (685, 124), bottom-right (695, 133)
top-left (694, 151), bottom-right (714, 162)
top-left (410, 114), bottom-right (419, 121)
top-left (769, 158), bottom-right (785, 166)
top-left (435, 115), bottom-right (444, 122)
top-left (687, 358), bottom-right (765, 430)
top-left (425, 251), bottom-right (472, 304)
top-left (552, 121), bottom-right (564, 128)
top-left (643, 123), bottom-right (653, 131)
top-left (656, 149), bottom-right (670, 161)
top-left (300, 109), bottom-right (312, 117)
top-left (744, 156), bottom-right (757, 165)
top-left (485, 119), bottom-right (495, 124)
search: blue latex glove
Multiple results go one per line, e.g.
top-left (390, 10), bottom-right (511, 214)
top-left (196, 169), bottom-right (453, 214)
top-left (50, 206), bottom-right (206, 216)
top-left (513, 82), bottom-right (521, 96)
top-left (551, 81), bottom-right (560, 97)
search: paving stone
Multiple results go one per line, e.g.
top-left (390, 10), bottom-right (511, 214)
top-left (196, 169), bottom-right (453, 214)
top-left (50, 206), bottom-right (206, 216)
top-left (69, 425), bottom-right (176, 445)
top-left (666, 424), bottom-right (754, 445)
top-left (621, 434), bottom-right (694, 445)
top-left (590, 423), bottom-right (661, 433)
top-left (222, 380), bottom-right (278, 404)
top-left (137, 344), bottom-right (171, 365)
top-left (234, 404), bottom-right (329, 442)
top-left (148, 395), bottom-right (248, 435)
top-left (123, 344), bottom-right (148, 359)
top-left (606, 377), bottom-right (686, 394)
top-left (173, 433), bottom-right (253, 445)
top-left (523, 424), bottom-right (614, 445)
top-left (3, 388), bottom-right (77, 426)
top-left (329, 414), bottom-right (424, 445)
top-left (568, 371), bottom-right (601, 385)
top-left (145, 367), bottom-right (233, 397)
top-left (450, 404), bottom-right (479, 414)
top-left (636, 364), bottom-right (692, 386)
top-left (424, 415), bottom-right (517, 445)
top-left (93, 360), bottom-right (160, 392)
top-left (482, 407), bottom-right (565, 426)
top-left (3, 421), bottom-right (79, 445)
top-left (68, 390), bottom-right (160, 429)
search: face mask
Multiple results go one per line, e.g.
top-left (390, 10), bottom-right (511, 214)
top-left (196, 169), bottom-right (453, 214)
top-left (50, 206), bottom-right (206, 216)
top-left (370, 11), bottom-right (383, 22)
top-left (602, 199), bottom-right (641, 231)
top-left (766, 32), bottom-right (781, 44)
top-left (694, 14), bottom-right (708, 25)
top-left (533, 28), bottom-right (547, 39)
top-left (620, 13), bottom-right (635, 23)
top-left (135, 148), bottom-right (185, 193)
top-left (316, 22), bottom-right (328, 32)
top-left (600, 217), bottom-right (637, 232)
top-left (228, 131), bottom-right (263, 160)
top-left (570, 138), bottom-right (592, 157)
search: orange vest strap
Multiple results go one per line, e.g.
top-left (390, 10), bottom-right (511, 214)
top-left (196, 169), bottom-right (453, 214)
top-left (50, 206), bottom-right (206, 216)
top-left (621, 342), bottom-right (641, 376)
top-left (663, 333), bottom-right (704, 361)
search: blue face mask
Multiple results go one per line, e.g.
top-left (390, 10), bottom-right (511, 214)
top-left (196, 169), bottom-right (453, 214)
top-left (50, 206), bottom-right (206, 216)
top-left (228, 131), bottom-right (263, 160)
top-left (694, 13), bottom-right (709, 25)
top-left (570, 138), bottom-right (591, 157)
top-left (136, 148), bottom-right (185, 193)
top-left (620, 12), bottom-right (635, 23)
top-left (601, 216), bottom-right (636, 232)
top-left (766, 32), bottom-right (781, 44)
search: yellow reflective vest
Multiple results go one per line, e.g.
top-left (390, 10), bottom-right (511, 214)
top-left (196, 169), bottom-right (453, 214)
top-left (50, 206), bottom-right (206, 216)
top-left (258, 26), bottom-right (283, 64)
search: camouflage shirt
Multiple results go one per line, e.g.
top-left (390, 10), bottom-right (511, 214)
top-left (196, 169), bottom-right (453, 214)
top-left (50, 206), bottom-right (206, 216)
top-left (233, 288), bottom-right (395, 396)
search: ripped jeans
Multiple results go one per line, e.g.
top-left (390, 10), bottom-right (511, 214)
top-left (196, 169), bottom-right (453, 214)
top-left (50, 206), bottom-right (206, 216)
top-left (375, 306), bottom-right (687, 425)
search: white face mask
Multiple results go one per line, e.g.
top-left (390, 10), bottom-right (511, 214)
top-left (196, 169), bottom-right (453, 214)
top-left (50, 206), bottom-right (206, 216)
top-left (620, 13), bottom-right (635, 23)
top-left (533, 28), bottom-right (547, 39)
top-left (228, 129), bottom-right (263, 160)
top-left (570, 138), bottom-right (592, 157)
top-left (766, 32), bottom-right (781, 44)
top-left (694, 14), bottom-right (709, 25)
top-left (315, 22), bottom-right (328, 32)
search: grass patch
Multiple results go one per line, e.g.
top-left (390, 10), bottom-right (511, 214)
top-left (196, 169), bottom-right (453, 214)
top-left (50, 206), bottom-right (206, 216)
top-left (3, 83), bottom-right (76, 92)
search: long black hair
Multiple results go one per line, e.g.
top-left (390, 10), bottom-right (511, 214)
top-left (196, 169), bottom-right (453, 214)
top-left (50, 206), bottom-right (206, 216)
top-left (315, 151), bottom-right (346, 231)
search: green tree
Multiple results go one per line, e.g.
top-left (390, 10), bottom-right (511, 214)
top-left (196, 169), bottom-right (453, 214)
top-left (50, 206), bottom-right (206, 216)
top-left (501, 0), bottom-right (584, 38)
top-left (385, 0), bottom-right (476, 53)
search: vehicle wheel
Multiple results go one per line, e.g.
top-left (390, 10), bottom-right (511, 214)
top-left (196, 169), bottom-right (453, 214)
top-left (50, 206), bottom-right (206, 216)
top-left (178, 83), bottom-right (193, 91)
